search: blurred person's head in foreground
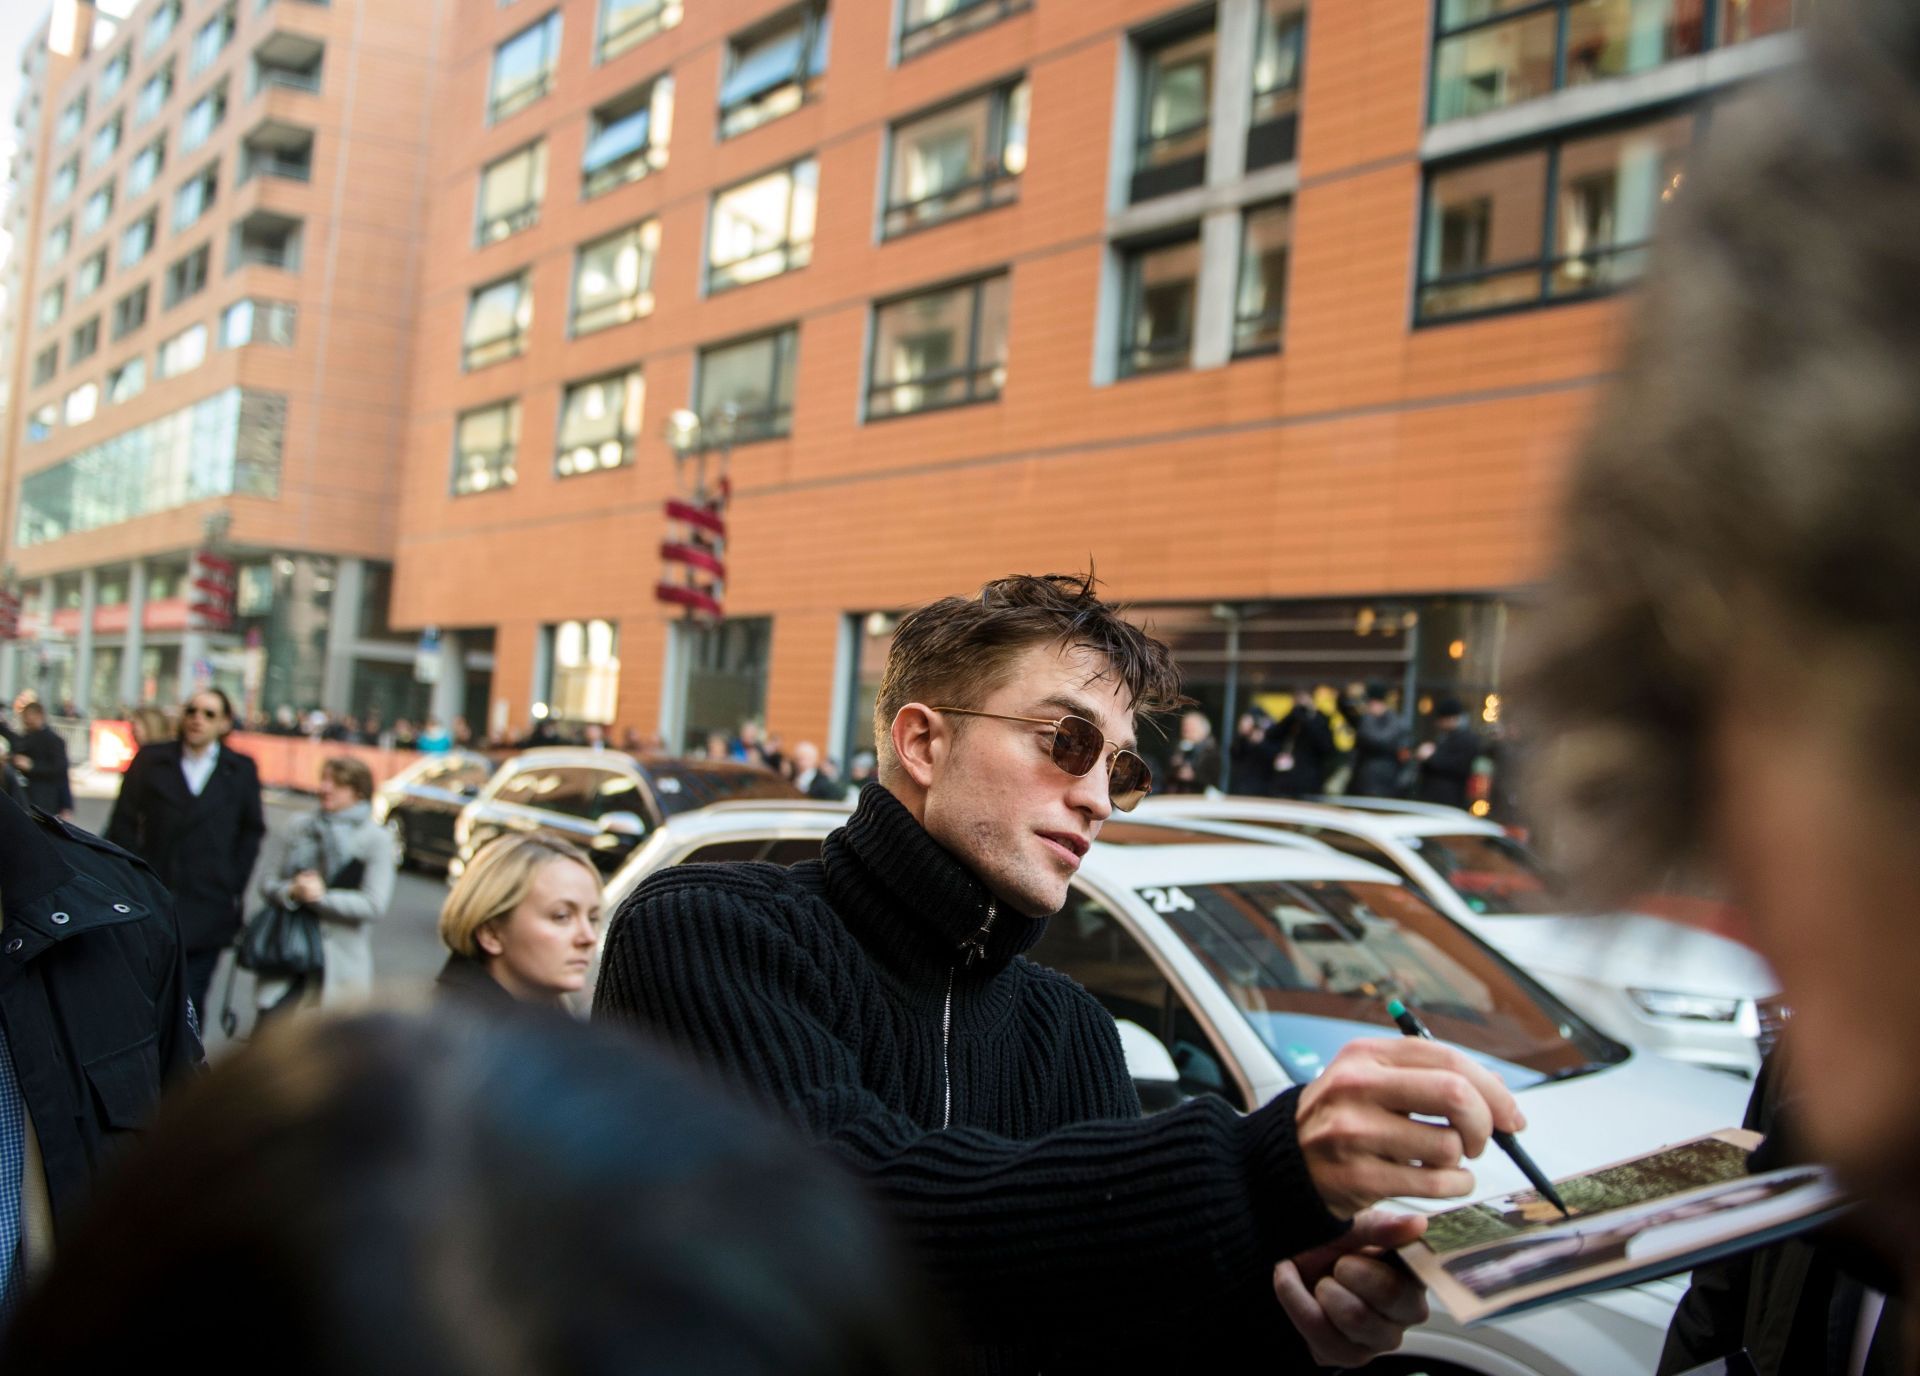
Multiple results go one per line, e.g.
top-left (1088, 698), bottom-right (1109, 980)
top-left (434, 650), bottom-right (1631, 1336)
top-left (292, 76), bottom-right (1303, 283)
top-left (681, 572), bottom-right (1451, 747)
top-left (439, 833), bottom-right (604, 1005)
top-left (0, 1009), bottom-right (927, 1376)
top-left (1517, 0), bottom-right (1920, 1243)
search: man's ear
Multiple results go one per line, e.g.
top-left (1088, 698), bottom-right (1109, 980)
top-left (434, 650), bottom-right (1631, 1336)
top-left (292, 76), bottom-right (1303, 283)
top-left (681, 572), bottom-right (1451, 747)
top-left (890, 704), bottom-right (942, 791)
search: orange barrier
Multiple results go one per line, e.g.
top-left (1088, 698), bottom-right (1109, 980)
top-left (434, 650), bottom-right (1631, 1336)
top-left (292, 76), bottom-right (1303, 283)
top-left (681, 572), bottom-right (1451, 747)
top-left (226, 731), bottom-right (426, 794)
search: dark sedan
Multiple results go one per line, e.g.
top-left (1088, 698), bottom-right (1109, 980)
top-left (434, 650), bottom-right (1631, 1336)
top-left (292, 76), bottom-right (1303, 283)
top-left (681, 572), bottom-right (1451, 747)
top-left (372, 750), bottom-right (499, 872)
top-left (449, 747), bottom-right (803, 878)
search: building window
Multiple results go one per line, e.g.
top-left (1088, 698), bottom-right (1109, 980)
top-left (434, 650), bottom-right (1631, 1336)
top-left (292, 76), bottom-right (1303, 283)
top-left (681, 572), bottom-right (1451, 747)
top-left (64, 381), bottom-right (100, 426)
top-left (1417, 110), bottom-right (1693, 322)
top-left (180, 82), bottom-right (229, 152)
top-left (44, 219), bottom-right (71, 265)
top-left (1430, 0), bottom-right (1726, 124)
top-left (50, 159), bottom-right (78, 204)
top-left (27, 405), bottom-right (58, 444)
top-left (231, 212), bottom-right (304, 271)
top-left (1234, 201), bottom-right (1291, 354)
top-left (695, 328), bottom-right (798, 443)
top-left (571, 220), bottom-right (659, 334)
top-left (706, 159), bottom-right (817, 292)
top-left (221, 298), bottom-right (297, 348)
top-left (867, 274), bottom-right (1010, 419)
top-left (1248, 0), bottom-right (1304, 170)
top-left (191, 4), bottom-right (236, 76)
top-left (556, 369), bottom-right (644, 475)
top-left (82, 182), bottom-right (115, 234)
top-left (57, 94), bottom-right (87, 146)
top-left (100, 48), bottom-right (132, 102)
top-left (75, 249), bottom-right (108, 301)
top-left (173, 161), bottom-right (218, 230)
top-left (1118, 233), bottom-right (1200, 376)
top-left (31, 346), bottom-right (58, 388)
top-left (38, 282), bottom-right (65, 328)
top-left (899, 0), bottom-right (1025, 62)
top-left (597, 0), bottom-right (683, 63)
top-left (165, 245), bottom-right (211, 307)
top-left (90, 112), bottom-right (123, 168)
top-left (719, 3), bottom-right (828, 139)
top-left (107, 355), bottom-right (147, 405)
top-left (1721, 0), bottom-right (1799, 42)
top-left (543, 620), bottom-right (620, 724)
top-left (883, 78), bottom-right (1028, 238)
top-left (128, 136), bottom-right (165, 195)
top-left (112, 284), bottom-right (150, 339)
top-left (145, 0), bottom-right (182, 57)
top-left (17, 389), bottom-right (286, 546)
top-left (1133, 20), bottom-right (1215, 203)
top-left (120, 212), bottom-right (156, 268)
top-left (463, 273), bottom-right (532, 369)
top-left (156, 323), bottom-right (208, 378)
top-left (135, 62), bottom-right (174, 124)
top-left (582, 76), bottom-right (673, 198)
top-left (490, 11), bottom-right (562, 123)
top-left (453, 400), bottom-right (520, 494)
top-left (476, 141), bottom-right (546, 244)
top-left (70, 317), bottom-right (101, 365)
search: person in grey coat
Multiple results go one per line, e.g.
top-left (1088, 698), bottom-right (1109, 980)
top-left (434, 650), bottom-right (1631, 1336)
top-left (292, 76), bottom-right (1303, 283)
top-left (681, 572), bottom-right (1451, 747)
top-left (1341, 682), bottom-right (1412, 798)
top-left (254, 756), bottom-right (398, 1015)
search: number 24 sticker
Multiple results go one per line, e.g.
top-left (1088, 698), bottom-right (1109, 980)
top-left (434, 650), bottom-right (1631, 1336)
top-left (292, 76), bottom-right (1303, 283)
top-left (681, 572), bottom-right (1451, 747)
top-left (1139, 886), bottom-right (1196, 914)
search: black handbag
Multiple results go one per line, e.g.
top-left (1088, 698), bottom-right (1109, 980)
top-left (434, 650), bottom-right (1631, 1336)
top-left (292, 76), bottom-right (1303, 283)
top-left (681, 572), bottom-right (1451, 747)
top-left (235, 855), bottom-right (366, 979)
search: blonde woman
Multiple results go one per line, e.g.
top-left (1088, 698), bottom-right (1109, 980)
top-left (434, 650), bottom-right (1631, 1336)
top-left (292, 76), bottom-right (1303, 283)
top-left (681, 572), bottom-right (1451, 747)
top-left (436, 834), bottom-right (603, 1009)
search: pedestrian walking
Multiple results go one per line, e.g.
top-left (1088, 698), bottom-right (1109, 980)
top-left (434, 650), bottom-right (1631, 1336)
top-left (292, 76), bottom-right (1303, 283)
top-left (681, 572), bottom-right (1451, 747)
top-left (1414, 697), bottom-right (1480, 810)
top-left (1164, 709), bottom-right (1222, 794)
top-left (596, 571), bottom-right (1520, 1373)
top-left (251, 757), bottom-right (398, 1017)
top-left (104, 688), bottom-right (266, 1015)
top-left (0, 792), bottom-right (201, 1325)
top-left (436, 834), bottom-right (603, 1009)
top-left (1342, 682), bottom-right (1412, 798)
top-left (0, 1009), bottom-right (928, 1376)
top-left (8, 701), bottom-right (72, 820)
top-left (1267, 686), bottom-right (1337, 798)
top-left (1516, 1), bottom-right (1920, 1348)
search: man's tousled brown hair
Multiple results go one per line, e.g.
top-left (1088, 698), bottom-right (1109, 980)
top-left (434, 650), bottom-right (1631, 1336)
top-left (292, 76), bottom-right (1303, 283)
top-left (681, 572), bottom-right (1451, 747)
top-left (873, 571), bottom-right (1185, 780)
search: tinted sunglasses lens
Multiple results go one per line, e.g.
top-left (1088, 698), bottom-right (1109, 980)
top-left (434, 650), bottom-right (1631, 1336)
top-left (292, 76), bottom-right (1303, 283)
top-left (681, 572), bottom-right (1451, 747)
top-left (1109, 752), bottom-right (1151, 812)
top-left (1049, 716), bottom-right (1104, 776)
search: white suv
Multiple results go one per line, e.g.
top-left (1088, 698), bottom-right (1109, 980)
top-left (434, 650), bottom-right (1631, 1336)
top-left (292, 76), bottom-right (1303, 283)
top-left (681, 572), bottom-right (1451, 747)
top-left (598, 804), bottom-right (1753, 1376)
top-left (1141, 795), bottom-right (1783, 1077)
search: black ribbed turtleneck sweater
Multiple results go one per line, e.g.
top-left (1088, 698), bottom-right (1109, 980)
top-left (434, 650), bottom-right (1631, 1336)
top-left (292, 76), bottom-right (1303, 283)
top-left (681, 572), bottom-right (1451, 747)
top-left (593, 782), bottom-right (1348, 1373)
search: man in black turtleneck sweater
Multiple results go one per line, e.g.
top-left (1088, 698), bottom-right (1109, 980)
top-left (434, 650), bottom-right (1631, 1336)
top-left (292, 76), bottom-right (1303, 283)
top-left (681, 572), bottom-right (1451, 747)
top-left (595, 573), bottom-right (1523, 1374)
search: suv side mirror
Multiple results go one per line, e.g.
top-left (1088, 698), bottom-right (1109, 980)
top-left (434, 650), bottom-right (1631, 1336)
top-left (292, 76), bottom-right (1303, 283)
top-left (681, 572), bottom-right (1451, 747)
top-left (599, 810), bottom-right (646, 838)
top-left (1114, 1019), bottom-right (1184, 1113)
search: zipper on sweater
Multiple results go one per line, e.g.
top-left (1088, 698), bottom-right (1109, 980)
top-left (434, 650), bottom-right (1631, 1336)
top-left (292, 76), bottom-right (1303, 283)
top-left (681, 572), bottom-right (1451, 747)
top-left (942, 899), bottom-right (996, 1129)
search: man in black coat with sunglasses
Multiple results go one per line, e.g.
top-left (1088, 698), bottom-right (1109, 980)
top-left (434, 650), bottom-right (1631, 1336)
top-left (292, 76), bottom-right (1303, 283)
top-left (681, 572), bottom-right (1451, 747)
top-left (105, 688), bottom-right (266, 1014)
top-left (598, 572), bottom-right (1523, 1375)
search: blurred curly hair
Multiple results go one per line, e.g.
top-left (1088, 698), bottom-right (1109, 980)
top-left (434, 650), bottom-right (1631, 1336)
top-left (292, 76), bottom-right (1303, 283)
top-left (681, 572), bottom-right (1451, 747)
top-left (1514, 0), bottom-right (1920, 902)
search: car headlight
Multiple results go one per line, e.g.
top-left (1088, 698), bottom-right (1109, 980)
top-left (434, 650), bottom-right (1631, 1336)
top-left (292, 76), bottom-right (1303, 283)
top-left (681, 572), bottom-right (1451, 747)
top-left (1628, 988), bottom-right (1742, 1023)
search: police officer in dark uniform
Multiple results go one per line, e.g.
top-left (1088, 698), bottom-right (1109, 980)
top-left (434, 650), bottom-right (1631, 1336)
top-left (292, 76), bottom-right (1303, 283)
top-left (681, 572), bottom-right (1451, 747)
top-left (0, 792), bottom-right (201, 1318)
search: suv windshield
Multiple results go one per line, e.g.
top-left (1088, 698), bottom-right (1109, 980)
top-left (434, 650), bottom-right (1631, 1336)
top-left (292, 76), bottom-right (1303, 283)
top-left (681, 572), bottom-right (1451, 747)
top-left (1137, 879), bottom-right (1623, 1090)
top-left (1406, 833), bottom-right (1556, 915)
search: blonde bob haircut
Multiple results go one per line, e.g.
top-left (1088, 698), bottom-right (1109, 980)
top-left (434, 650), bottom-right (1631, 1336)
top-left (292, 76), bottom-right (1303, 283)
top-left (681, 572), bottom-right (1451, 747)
top-left (438, 833), bottom-right (602, 960)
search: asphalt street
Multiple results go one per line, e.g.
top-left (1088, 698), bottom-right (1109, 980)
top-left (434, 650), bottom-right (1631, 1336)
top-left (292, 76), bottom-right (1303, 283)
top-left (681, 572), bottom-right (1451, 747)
top-left (71, 790), bottom-right (454, 1058)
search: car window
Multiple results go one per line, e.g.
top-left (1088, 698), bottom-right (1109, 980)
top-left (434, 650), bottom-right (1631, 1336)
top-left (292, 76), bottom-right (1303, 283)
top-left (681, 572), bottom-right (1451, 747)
top-left (497, 766), bottom-right (627, 820)
top-left (448, 760), bottom-right (494, 793)
top-left (643, 761), bottom-right (805, 815)
top-left (676, 837), bottom-right (827, 866)
top-left (1305, 828), bottom-right (1417, 882)
top-left (764, 838), bottom-right (824, 865)
top-left (1139, 878), bottom-right (1622, 1090)
top-left (1098, 821), bottom-right (1246, 846)
top-left (413, 760), bottom-right (460, 788)
top-left (1405, 833), bottom-right (1557, 915)
top-left (1027, 887), bottom-right (1247, 1112)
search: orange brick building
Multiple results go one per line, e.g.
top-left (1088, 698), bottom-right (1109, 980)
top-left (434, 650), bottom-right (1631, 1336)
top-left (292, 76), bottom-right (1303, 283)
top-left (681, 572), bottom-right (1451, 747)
top-left (0, 0), bottom-right (448, 720)
top-left (389, 0), bottom-right (1798, 766)
top-left (2, 0), bottom-right (1800, 768)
